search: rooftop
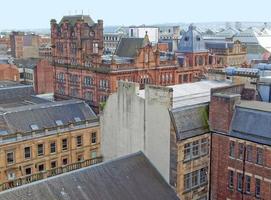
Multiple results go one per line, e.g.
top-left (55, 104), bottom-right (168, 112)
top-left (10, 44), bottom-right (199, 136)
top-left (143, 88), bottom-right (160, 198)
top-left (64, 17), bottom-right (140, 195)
top-left (230, 100), bottom-right (271, 146)
top-left (59, 15), bottom-right (95, 26)
top-left (0, 152), bottom-right (179, 200)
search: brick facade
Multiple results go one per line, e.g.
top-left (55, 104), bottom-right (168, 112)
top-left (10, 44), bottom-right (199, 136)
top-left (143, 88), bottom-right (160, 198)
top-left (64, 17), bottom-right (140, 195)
top-left (52, 15), bottom-right (219, 112)
top-left (0, 64), bottom-right (19, 82)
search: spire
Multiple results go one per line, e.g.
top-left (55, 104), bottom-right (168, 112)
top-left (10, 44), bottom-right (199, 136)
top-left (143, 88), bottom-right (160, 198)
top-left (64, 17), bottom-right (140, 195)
top-left (142, 31), bottom-right (150, 47)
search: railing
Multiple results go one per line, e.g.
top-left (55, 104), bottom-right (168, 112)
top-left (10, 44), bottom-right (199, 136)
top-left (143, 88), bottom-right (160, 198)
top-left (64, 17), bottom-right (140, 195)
top-left (0, 156), bottom-right (103, 191)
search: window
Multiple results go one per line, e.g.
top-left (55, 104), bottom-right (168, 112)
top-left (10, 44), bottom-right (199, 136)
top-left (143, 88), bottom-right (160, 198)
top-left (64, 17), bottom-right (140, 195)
top-left (85, 91), bottom-right (93, 101)
top-left (192, 141), bottom-right (199, 157)
top-left (183, 168), bottom-right (208, 191)
top-left (238, 143), bottom-right (244, 160)
top-left (229, 141), bottom-right (235, 157)
top-left (7, 172), bottom-right (16, 180)
top-left (51, 161), bottom-right (57, 169)
top-left (77, 155), bottom-right (84, 162)
top-left (200, 168), bottom-right (207, 184)
top-left (25, 167), bottom-right (32, 175)
top-left (228, 170), bottom-right (234, 188)
top-left (201, 138), bottom-right (208, 155)
top-left (76, 135), bottom-right (82, 147)
top-left (62, 158), bottom-right (68, 165)
top-left (6, 152), bottom-right (14, 164)
top-left (62, 138), bottom-right (68, 151)
top-left (184, 173), bottom-right (191, 191)
top-left (245, 175), bottom-right (251, 193)
top-left (184, 143), bottom-right (191, 160)
top-left (84, 76), bottom-right (93, 86)
top-left (91, 132), bottom-right (97, 144)
top-left (93, 43), bottom-right (99, 54)
top-left (50, 142), bottom-right (56, 153)
top-left (24, 147), bottom-right (31, 159)
top-left (237, 173), bottom-right (243, 192)
top-left (256, 148), bottom-right (263, 165)
top-left (37, 144), bottom-right (44, 156)
top-left (91, 151), bottom-right (97, 159)
top-left (255, 178), bottom-right (261, 197)
top-left (246, 145), bottom-right (252, 162)
top-left (38, 164), bottom-right (45, 172)
top-left (192, 171), bottom-right (198, 187)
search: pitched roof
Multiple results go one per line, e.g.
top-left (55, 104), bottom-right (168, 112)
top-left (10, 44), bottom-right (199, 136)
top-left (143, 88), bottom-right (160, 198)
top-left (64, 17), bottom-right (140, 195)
top-left (230, 101), bottom-right (271, 146)
top-left (60, 15), bottom-right (95, 26)
top-left (0, 100), bottom-right (97, 134)
top-left (115, 37), bottom-right (144, 58)
top-left (178, 24), bottom-right (208, 53)
top-left (170, 103), bottom-right (209, 141)
top-left (0, 152), bottom-right (179, 200)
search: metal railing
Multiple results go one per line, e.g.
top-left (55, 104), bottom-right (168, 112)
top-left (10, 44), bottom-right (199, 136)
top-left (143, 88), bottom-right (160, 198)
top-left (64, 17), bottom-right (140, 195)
top-left (0, 156), bottom-right (103, 191)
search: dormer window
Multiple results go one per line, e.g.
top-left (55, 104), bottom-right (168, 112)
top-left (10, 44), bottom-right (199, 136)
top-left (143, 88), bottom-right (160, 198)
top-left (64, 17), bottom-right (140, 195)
top-left (184, 36), bottom-right (189, 41)
top-left (30, 124), bottom-right (39, 131)
top-left (196, 36), bottom-right (201, 41)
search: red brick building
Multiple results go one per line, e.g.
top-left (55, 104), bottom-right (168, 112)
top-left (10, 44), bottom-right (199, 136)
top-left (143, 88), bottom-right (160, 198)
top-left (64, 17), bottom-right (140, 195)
top-left (0, 64), bottom-right (19, 81)
top-left (209, 85), bottom-right (271, 200)
top-left (34, 59), bottom-right (54, 94)
top-left (51, 16), bottom-right (219, 111)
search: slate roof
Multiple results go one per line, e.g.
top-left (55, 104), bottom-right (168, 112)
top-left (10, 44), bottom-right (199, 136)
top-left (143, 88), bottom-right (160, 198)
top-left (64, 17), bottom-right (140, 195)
top-left (0, 152), bottom-right (179, 200)
top-left (170, 103), bottom-right (209, 141)
top-left (60, 15), bottom-right (95, 26)
top-left (14, 58), bottom-right (39, 69)
top-left (205, 41), bottom-right (234, 49)
top-left (0, 100), bottom-right (97, 134)
top-left (115, 37), bottom-right (145, 58)
top-left (178, 24), bottom-right (208, 53)
top-left (230, 101), bottom-right (271, 146)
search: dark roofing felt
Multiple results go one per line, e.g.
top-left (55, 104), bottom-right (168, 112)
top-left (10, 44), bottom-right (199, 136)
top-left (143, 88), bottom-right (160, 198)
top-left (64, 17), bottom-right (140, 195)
top-left (0, 100), bottom-right (97, 134)
top-left (60, 15), bottom-right (95, 26)
top-left (170, 103), bottom-right (210, 141)
top-left (115, 37), bottom-right (144, 58)
top-left (230, 101), bottom-right (271, 146)
top-left (0, 152), bottom-right (179, 200)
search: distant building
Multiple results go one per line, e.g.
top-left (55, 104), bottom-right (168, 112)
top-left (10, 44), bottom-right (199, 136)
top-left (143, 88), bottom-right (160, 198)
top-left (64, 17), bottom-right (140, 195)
top-left (0, 83), bottom-right (100, 185)
top-left (159, 26), bottom-right (181, 51)
top-left (0, 152), bottom-right (179, 200)
top-left (10, 32), bottom-right (40, 59)
top-left (206, 40), bottom-right (247, 66)
top-left (103, 32), bottom-right (125, 54)
top-left (14, 58), bottom-right (54, 94)
top-left (0, 64), bottom-right (19, 82)
top-left (129, 26), bottom-right (159, 43)
top-left (52, 15), bottom-right (218, 112)
top-left (38, 43), bottom-right (52, 61)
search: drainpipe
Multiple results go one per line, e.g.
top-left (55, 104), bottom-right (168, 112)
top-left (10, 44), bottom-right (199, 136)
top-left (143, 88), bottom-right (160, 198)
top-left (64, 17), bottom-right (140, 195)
top-left (241, 145), bottom-right (246, 200)
top-left (208, 132), bottom-right (213, 200)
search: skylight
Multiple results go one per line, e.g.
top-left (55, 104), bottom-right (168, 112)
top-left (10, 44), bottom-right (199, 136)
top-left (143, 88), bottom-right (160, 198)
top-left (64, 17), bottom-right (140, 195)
top-left (30, 124), bottom-right (39, 131)
top-left (55, 120), bottom-right (64, 126)
top-left (74, 117), bottom-right (81, 122)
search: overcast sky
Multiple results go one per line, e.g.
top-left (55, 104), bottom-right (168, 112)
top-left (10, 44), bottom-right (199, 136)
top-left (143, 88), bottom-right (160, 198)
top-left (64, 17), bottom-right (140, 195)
top-left (0, 0), bottom-right (270, 30)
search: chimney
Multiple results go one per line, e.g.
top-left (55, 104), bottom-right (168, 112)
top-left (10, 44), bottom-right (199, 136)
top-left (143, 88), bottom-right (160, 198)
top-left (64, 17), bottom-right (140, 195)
top-left (209, 93), bottom-right (241, 133)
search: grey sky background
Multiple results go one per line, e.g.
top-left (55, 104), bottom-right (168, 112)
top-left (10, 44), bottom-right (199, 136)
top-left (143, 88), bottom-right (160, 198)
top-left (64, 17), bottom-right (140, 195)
top-left (0, 0), bottom-right (270, 30)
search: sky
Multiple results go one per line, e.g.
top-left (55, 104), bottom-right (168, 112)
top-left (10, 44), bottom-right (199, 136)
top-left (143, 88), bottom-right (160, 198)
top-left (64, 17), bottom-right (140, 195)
top-left (0, 0), bottom-right (271, 30)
